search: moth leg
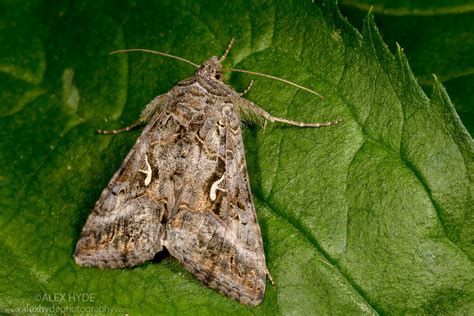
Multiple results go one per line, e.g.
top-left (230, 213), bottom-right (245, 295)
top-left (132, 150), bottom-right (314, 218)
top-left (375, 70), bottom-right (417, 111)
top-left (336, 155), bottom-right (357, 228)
top-left (96, 93), bottom-right (169, 134)
top-left (218, 38), bottom-right (235, 62)
top-left (96, 120), bottom-right (144, 135)
top-left (239, 80), bottom-right (254, 96)
top-left (140, 93), bottom-right (169, 122)
top-left (236, 98), bottom-right (342, 128)
top-left (266, 268), bottom-right (275, 285)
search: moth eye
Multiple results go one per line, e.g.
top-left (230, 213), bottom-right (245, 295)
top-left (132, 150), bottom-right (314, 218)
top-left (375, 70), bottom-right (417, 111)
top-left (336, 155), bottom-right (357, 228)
top-left (215, 73), bottom-right (222, 81)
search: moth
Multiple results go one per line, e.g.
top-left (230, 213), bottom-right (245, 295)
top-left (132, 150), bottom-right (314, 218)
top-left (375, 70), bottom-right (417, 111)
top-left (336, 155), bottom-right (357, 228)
top-left (74, 39), bottom-right (340, 306)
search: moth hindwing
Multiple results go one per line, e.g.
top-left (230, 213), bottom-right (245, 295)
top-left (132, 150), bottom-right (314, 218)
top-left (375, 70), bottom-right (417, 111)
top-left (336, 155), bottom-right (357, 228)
top-left (74, 40), bottom-right (340, 306)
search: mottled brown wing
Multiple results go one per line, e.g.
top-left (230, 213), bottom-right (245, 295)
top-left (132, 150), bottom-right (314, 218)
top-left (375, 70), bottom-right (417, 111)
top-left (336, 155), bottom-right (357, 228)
top-left (75, 81), bottom-right (267, 305)
top-left (74, 95), bottom-right (170, 268)
top-left (164, 99), bottom-right (267, 306)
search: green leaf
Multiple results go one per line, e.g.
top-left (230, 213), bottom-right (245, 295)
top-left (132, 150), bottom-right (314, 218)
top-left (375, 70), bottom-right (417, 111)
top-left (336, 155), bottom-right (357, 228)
top-left (0, 0), bottom-right (472, 314)
top-left (339, 0), bottom-right (474, 135)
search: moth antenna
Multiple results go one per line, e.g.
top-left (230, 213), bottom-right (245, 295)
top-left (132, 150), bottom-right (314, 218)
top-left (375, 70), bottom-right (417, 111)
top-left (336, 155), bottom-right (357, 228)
top-left (226, 68), bottom-right (324, 99)
top-left (219, 38), bottom-right (235, 63)
top-left (110, 48), bottom-right (200, 68)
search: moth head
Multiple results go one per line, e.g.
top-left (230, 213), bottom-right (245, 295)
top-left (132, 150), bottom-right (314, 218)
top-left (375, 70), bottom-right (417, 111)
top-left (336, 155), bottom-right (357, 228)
top-left (197, 57), bottom-right (224, 81)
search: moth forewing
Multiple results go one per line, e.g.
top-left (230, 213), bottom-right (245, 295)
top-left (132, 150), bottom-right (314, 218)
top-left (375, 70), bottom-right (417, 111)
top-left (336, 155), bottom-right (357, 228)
top-left (75, 40), bottom-right (340, 306)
